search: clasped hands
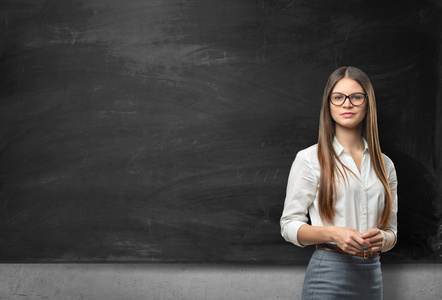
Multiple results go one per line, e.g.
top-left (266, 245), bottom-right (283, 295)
top-left (333, 227), bottom-right (384, 255)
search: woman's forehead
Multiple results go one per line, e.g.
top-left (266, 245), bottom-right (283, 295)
top-left (332, 78), bottom-right (364, 93)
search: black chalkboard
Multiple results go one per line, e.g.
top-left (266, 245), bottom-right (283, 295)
top-left (0, 0), bottom-right (441, 263)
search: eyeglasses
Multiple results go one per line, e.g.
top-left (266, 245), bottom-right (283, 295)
top-left (329, 93), bottom-right (367, 106)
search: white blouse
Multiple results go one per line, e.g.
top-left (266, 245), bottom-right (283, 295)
top-left (280, 138), bottom-right (398, 249)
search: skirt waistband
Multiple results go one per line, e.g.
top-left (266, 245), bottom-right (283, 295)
top-left (316, 244), bottom-right (380, 260)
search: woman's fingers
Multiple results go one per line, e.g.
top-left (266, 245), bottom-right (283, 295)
top-left (333, 227), bottom-right (386, 254)
top-left (361, 228), bottom-right (380, 239)
top-left (361, 228), bottom-right (383, 252)
top-left (333, 227), bottom-right (365, 254)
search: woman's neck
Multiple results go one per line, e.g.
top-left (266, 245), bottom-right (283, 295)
top-left (334, 125), bottom-right (365, 153)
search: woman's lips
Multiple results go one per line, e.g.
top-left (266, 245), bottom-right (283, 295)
top-left (342, 112), bottom-right (355, 117)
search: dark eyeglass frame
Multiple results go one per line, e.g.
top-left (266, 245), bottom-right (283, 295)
top-left (328, 92), bottom-right (367, 106)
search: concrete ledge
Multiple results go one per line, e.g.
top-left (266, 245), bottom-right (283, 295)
top-left (0, 264), bottom-right (440, 299)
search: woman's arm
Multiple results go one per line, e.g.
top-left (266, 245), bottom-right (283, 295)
top-left (280, 149), bottom-right (318, 247)
top-left (360, 228), bottom-right (396, 252)
top-left (281, 149), bottom-right (369, 253)
top-left (298, 224), bottom-right (368, 255)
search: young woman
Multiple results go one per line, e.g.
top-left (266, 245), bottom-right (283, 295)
top-left (280, 66), bottom-right (398, 299)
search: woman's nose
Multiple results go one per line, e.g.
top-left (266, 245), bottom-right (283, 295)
top-left (342, 96), bottom-right (354, 107)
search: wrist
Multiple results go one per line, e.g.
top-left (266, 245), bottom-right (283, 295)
top-left (380, 229), bottom-right (396, 252)
top-left (326, 226), bottom-right (338, 244)
top-left (380, 230), bottom-right (388, 248)
top-left (297, 225), bottom-right (338, 246)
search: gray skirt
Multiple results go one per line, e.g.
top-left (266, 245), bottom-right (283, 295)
top-left (302, 249), bottom-right (382, 300)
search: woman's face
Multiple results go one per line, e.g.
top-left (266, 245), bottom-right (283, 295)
top-left (329, 77), bottom-right (367, 131)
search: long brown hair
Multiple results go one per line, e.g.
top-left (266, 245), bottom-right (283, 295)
top-left (317, 66), bottom-right (392, 229)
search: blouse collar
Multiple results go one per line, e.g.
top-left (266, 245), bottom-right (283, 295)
top-left (333, 136), bottom-right (369, 156)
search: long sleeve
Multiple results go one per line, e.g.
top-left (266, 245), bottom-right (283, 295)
top-left (382, 155), bottom-right (398, 252)
top-left (280, 149), bottom-right (319, 247)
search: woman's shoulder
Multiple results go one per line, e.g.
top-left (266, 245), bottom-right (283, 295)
top-left (297, 144), bottom-right (318, 155)
top-left (290, 144), bottom-right (320, 177)
top-left (381, 153), bottom-right (397, 174)
top-left (381, 153), bottom-right (394, 167)
top-left (295, 144), bottom-right (319, 163)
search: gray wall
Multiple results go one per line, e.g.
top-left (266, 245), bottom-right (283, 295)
top-left (1, 264), bottom-right (441, 299)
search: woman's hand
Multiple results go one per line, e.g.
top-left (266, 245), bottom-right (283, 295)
top-left (331, 227), bottom-right (367, 255)
top-left (361, 228), bottom-right (383, 252)
top-left (296, 225), bottom-right (393, 253)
